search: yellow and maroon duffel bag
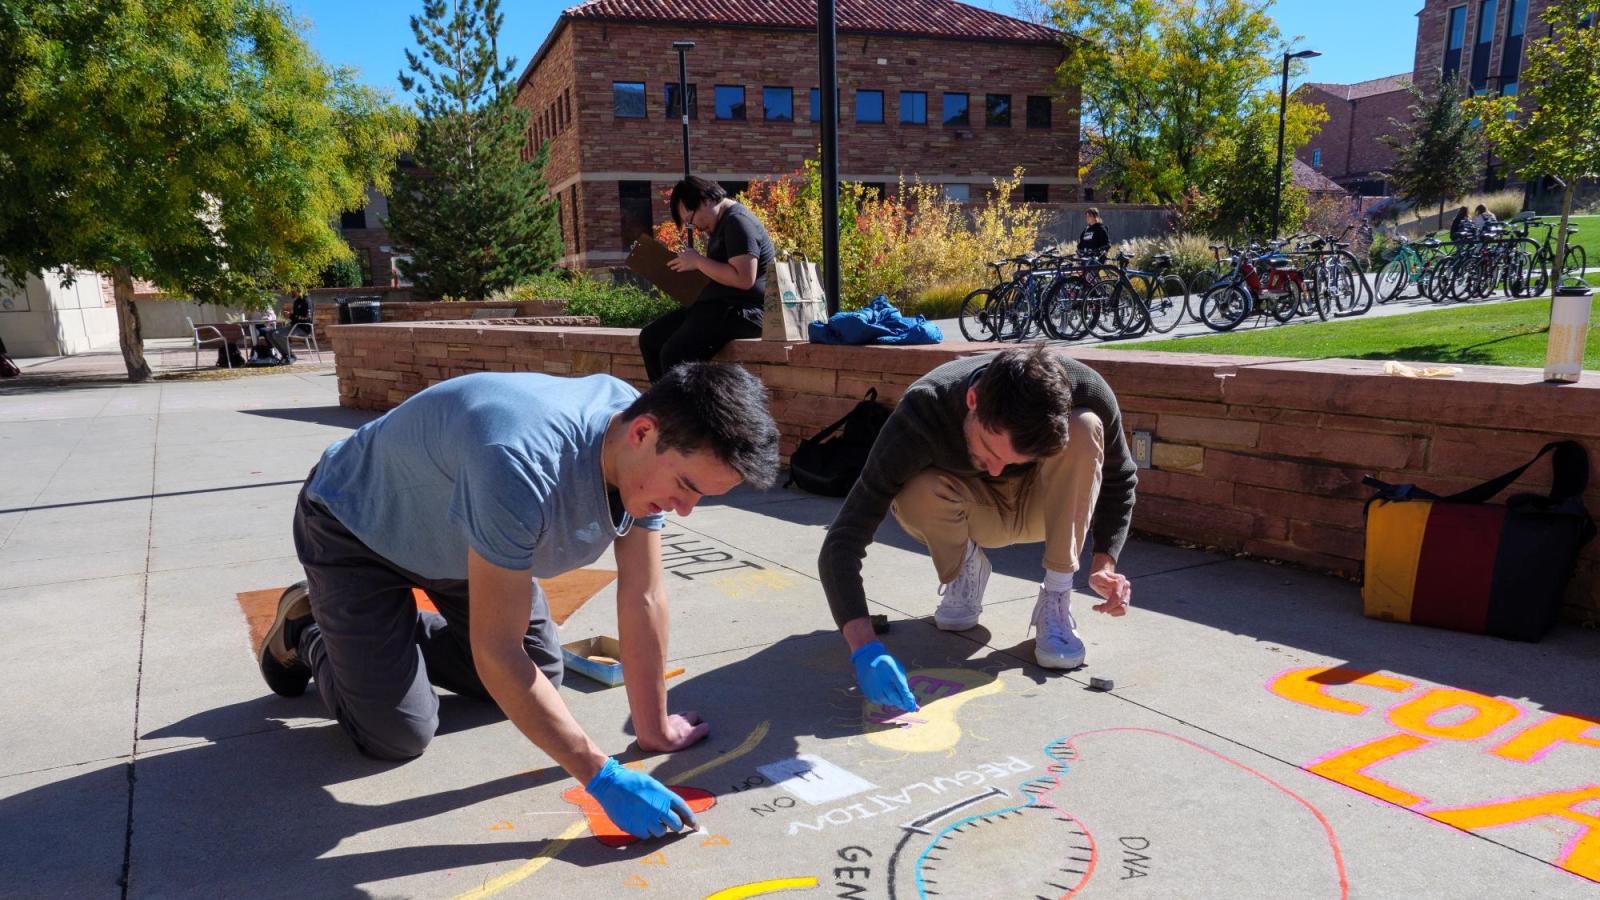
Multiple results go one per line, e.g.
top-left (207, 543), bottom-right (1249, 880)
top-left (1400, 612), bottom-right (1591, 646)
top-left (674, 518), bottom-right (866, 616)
top-left (1361, 441), bottom-right (1594, 641)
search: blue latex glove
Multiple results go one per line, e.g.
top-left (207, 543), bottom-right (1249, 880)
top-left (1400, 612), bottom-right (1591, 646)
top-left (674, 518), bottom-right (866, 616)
top-left (586, 758), bottom-right (693, 839)
top-left (851, 641), bottom-right (919, 712)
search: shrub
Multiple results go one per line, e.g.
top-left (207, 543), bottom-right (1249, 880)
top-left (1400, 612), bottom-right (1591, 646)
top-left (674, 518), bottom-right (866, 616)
top-left (498, 271), bottom-right (676, 328)
top-left (900, 282), bottom-right (975, 321)
top-left (733, 159), bottom-right (1047, 308)
top-left (1118, 233), bottom-right (1221, 292)
top-left (1390, 188), bottom-right (1528, 227)
top-left (319, 254), bottom-right (363, 288)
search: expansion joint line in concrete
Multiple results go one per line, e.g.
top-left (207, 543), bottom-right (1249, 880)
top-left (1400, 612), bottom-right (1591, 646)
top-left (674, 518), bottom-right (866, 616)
top-left (119, 382), bottom-right (163, 900)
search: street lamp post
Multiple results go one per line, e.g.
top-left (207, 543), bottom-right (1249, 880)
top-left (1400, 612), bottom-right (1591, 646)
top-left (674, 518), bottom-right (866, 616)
top-left (672, 41), bottom-right (695, 178)
top-left (1274, 48), bottom-right (1321, 239)
top-left (819, 0), bottom-right (841, 314)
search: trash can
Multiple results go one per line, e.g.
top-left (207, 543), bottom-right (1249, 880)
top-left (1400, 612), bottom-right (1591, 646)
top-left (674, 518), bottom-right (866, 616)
top-left (335, 295), bottom-right (353, 325)
top-left (1545, 285), bottom-right (1593, 383)
top-left (348, 298), bottom-right (382, 324)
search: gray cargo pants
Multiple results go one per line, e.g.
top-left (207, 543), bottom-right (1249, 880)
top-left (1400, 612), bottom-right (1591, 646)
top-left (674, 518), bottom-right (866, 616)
top-left (291, 476), bottom-right (563, 760)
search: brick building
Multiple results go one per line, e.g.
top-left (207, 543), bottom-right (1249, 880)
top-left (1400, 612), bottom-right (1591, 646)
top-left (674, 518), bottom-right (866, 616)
top-left (1294, 75), bottom-right (1412, 197)
top-left (514, 0), bottom-right (1078, 269)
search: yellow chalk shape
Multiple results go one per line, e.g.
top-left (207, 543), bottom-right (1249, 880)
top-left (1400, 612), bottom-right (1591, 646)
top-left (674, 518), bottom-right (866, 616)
top-left (587, 655), bottom-right (619, 665)
top-left (453, 819), bottom-right (589, 900)
top-left (488, 820), bottom-right (513, 831)
top-left (705, 876), bottom-right (821, 899)
top-left (863, 668), bottom-right (1005, 754)
top-left (624, 874), bottom-right (650, 889)
top-left (709, 568), bottom-right (798, 599)
top-left (641, 851), bottom-right (667, 865)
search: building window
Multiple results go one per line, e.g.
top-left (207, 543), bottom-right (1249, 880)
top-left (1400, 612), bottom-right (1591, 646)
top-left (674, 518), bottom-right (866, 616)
top-left (985, 93), bottom-right (1012, 127)
top-left (1312, 148), bottom-right (1322, 168)
top-left (1443, 6), bottom-right (1466, 82)
top-left (943, 183), bottom-right (970, 203)
top-left (942, 92), bottom-right (969, 127)
top-left (1500, 0), bottom-right (1528, 82)
top-left (563, 89), bottom-right (571, 124)
top-left (341, 209), bottom-right (367, 230)
top-left (665, 83), bottom-right (698, 119)
top-left (1471, 0), bottom-right (1497, 89)
top-left (1501, 80), bottom-right (1519, 119)
top-left (715, 85), bottom-right (746, 120)
top-left (764, 87), bottom-right (794, 122)
top-left (569, 185), bottom-right (581, 255)
top-left (719, 181), bottom-right (749, 199)
top-left (1022, 183), bottom-right (1048, 203)
top-left (897, 91), bottom-right (927, 125)
top-left (855, 89), bottom-right (884, 124)
top-left (613, 81), bottom-right (646, 118)
top-left (1026, 96), bottom-right (1051, 129)
top-left (618, 181), bottom-right (652, 246)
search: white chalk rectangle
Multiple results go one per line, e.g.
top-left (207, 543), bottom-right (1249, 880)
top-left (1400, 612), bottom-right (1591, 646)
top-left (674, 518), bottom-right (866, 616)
top-left (756, 754), bottom-right (875, 806)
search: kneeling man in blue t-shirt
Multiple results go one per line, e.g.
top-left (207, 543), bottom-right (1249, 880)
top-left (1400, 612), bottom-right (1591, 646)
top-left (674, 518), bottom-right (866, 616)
top-left (259, 363), bottom-right (778, 840)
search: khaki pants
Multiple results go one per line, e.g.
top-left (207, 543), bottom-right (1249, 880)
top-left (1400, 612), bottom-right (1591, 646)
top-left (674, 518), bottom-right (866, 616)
top-left (891, 408), bottom-right (1105, 583)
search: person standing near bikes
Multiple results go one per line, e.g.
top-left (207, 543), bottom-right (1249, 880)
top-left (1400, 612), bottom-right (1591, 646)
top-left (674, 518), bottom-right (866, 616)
top-left (1077, 208), bottom-right (1111, 259)
top-left (817, 346), bottom-right (1137, 712)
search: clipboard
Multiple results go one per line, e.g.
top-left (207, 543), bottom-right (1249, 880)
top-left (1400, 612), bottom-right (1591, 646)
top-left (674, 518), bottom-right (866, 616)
top-left (625, 234), bottom-right (710, 306)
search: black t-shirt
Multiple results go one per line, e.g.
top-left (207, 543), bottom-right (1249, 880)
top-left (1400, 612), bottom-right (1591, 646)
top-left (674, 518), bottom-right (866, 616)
top-left (699, 202), bottom-right (776, 308)
top-left (1078, 222), bottom-right (1110, 256)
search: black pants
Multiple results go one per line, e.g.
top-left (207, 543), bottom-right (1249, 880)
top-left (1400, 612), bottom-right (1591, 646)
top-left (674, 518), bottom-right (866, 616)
top-left (292, 480), bottom-right (562, 760)
top-left (639, 300), bottom-right (762, 382)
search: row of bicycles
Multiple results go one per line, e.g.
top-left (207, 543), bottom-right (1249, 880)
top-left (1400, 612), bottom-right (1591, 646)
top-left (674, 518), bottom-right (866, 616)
top-left (956, 215), bottom-right (1590, 344)
top-left (956, 227), bottom-right (1374, 342)
top-left (1374, 213), bottom-right (1586, 303)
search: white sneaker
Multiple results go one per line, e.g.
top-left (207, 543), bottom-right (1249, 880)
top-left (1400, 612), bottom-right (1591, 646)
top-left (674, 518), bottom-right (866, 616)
top-left (934, 545), bottom-right (991, 631)
top-left (1031, 587), bottom-right (1086, 669)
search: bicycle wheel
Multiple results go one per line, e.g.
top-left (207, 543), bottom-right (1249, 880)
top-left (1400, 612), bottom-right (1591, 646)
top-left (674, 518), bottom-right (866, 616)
top-left (958, 288), bottom-right (998, 341)
top-left (1564, 244), bottom-right (1587, 278)
top-left (1145, 274), bottom-right (1189, 333)
top-left (986, 282), bottom-right (1025, 341)
top-left (1376, 256), bottom-right (1409, 303)
top-left (1199, 284), bottom-right (1250, 332)
top-left (1043, 275), bottom-right (1089, 341)
top-left (1265, 283), bottom-right (1298, 324)
top-left (1299, 275), bottom-right (1328, 321)
top-left (1088, 279), bottom-right (1126, 339)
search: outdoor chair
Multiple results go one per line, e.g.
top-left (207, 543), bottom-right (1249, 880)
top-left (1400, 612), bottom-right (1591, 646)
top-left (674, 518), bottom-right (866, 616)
top-left (286, 322), bottom-right (323, 363)
top-left (186, 316), bottom-right (232, 369)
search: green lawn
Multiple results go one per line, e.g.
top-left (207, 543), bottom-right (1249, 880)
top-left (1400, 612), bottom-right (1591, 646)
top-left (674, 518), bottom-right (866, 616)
top-left (1116, 295), bottom-right (1600, 369)
top-left (1566, 215), bottom-right (1598, 266)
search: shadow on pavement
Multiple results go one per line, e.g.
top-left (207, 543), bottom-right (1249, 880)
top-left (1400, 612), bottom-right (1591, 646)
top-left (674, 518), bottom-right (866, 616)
top-left (239, 405), bottom-right (379, 429)
top-left (702, 483), bottom-right (1600, 717)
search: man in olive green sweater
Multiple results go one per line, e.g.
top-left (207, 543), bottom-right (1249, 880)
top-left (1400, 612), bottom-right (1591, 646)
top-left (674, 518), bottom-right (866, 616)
top-left (818, 346), bottom-right (1137, 711)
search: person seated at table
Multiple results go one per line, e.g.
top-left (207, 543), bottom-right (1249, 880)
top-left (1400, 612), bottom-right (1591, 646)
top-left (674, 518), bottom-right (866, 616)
top-left (246, 305), bottom-right (295, 364)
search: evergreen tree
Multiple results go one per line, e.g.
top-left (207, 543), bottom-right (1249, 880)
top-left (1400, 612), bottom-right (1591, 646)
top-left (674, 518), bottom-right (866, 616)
top-left (387, 0), bottom-right (561, 300)
top-left (1381, 72), bottom-right (1486, 229)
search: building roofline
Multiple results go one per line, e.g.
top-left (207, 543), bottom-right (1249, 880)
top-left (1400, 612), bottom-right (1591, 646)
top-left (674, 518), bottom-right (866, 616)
top-left (517, 11), bottom-right (1068, 92)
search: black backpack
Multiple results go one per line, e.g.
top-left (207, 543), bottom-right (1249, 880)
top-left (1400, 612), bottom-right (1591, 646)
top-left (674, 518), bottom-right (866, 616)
top-left (787, 388), bottom-right (892, 497)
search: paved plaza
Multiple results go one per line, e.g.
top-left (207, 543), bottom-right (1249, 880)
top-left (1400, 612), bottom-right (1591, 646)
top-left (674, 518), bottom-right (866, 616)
top-left (2, 368), bottom-right (1598, 898)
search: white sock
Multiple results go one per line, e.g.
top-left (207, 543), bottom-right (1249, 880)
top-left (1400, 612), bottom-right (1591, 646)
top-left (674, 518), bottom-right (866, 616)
top-left (1041, 569), bottom-right (1073, 592)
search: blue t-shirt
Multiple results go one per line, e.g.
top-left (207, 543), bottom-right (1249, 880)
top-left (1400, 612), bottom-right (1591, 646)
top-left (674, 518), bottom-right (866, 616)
top-left (307, 372), bottom-right (664, 580)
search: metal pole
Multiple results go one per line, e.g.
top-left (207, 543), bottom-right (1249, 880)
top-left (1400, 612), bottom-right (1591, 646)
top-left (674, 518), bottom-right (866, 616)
top-left (673, 41), bottom-right (694, 178)
top-left (819, 0), bottom-right (841, 315)
top-left (1273, 53), bottom-right (1289, 240)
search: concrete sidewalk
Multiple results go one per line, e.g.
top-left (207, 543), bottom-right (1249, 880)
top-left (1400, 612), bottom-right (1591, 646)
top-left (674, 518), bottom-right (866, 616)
top-left (2, 370), bottom-right (1597, 898)
top-left (9, 337), bottom-right (334, 383)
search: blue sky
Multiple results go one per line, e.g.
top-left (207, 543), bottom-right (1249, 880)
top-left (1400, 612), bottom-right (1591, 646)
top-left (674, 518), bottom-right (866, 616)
top-left (284, 0), bottom-right (1420, 101)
